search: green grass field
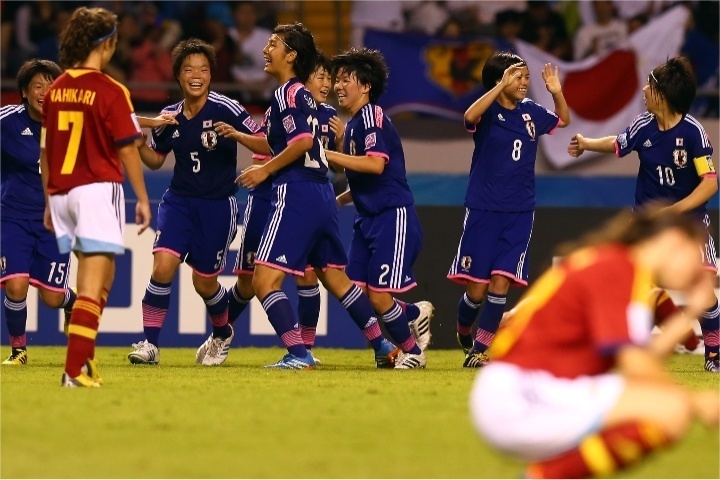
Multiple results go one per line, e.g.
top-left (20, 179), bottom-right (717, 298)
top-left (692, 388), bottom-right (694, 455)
top-left (1, 347), bottom-right (718, 479)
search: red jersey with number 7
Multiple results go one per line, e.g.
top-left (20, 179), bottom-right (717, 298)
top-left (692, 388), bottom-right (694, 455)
top-left (41, 68), bottom-right (142, 195)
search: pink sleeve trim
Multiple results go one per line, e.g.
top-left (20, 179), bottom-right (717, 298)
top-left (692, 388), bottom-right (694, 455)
top-left (366, 151), bottom-right (390, 164)
top-left (464, 117), bottom-right (480, 133)
top-left (701, 173), bottom-right (717, 179)
top-left (614, 140), bottom-right (621, 158)
top-left (251, 132), bottom-right (266, 137)
top-left (287, 132), bottom-right (313, 144)
top-left (252, 154), bottom-right (271, 161)
top-left (547, 117), bottom-right (561, 136)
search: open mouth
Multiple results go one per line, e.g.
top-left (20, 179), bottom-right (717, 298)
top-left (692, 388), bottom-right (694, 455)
top-left (188, 82), bottom-right (203, 91)
top-left (264, 56), bottom-right (271, 66)
top-left (518, 88), bottom-right (527, 95)
top-left (320, 88), bottom-right (329, 96)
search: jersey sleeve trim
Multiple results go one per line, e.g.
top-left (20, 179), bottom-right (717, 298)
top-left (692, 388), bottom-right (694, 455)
top-left (614, 139), bottom-right (621, 158)
top-left (252, 153), bottom-right (271, 161)
top-left (287, 132), bottom-right (313, 144)
top-left (115, 133), bottom-right (143, 147)
top-left (366, 151), bottom-right (390, 163)
top-left (465, 118), bottom-right (479, 133)
top-left (547, 117), bottom-right (561, 136)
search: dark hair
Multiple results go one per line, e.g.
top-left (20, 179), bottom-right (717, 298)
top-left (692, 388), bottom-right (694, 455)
top-left (481, 51), bottom-right (525, 91)
top-left (313, 52), bottom-right (331, 75)
top-left (59, 7), bottom-right (117, 68)
top-left (171, 38), bottom-right (217, 80)
top-left (273, 22), bottom-right (319, 83)
top-left (557, 204), bottom-right (704, 257)
top-left (331, 48), bottom-right (389, 103)
top-left (17, 59), bottom-right (62, 100)
top-left (495, 9), bottom-right (522, 26)
top-left (648, 56), bottom-right (696, 115)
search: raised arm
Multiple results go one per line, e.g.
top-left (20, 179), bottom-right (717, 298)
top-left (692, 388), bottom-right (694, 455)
top-left (542, 63), bottom-right (570, 128)
top-left (464, 62), bottom-right (525, 126)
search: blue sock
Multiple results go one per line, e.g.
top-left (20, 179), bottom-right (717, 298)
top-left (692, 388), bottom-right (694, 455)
top-left (228, 283), bottom-right (251, 326)
top-left (457, 292), bottom-right (483, 346)
top-left (339, 285), bottom-right (385, 351)
top-left (700, 300), bottom-right (719, 357)
top-left (4, 296), bottom-right (27, 348)
top-left (60, 288), bottom-right (77, 312)
top-left (400, 301), bottom-right (421, 323)
top-left (297, 284), bottom-right (320, 348)
top-left (142, 278), bottom-right (172, 347)
top-left (260, 291), bottom-right (306, 357)
top-left (473, 293), bottom-right (506, 353)
top-left (381, 301), bottom-right (421, 354)
top-left (203, 285), bottom-right (232, 339)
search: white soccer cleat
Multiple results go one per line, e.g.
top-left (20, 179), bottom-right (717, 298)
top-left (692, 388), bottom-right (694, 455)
top-left (394, 351), bottom-right (427, 369)
top-left (127, 340), bottom-right (160, 365)
top-left (201, 325), bottom-right (234, 366)
top-left (196, 334), bottom-right (213, 364)
top-left (409, 301), bottom-right (434, 351)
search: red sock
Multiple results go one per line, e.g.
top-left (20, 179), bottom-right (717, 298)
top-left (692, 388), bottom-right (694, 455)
top-left (64, 296), bottom-right (101, 377)
top-left (527, 422), bottom-right (670, 479)
top-left (655, 290), bottom-right (700, 351)
top-left (87, 288), bottom-right (110, 361)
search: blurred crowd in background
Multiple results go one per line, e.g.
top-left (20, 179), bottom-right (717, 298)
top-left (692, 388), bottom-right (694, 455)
top-left (1, 0), bottom-right (717, 115)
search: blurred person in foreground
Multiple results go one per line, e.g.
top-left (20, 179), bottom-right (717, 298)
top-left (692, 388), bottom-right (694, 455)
top-left (569, 56), bottom-right (719, 372)
top-left (471, 207), bottom-right (719, 479)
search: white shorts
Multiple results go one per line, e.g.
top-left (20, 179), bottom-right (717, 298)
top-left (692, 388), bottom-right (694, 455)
top-left (49, 182), bottom-right (125, 255)
top-left (469, 361), bottom-right (625, 461)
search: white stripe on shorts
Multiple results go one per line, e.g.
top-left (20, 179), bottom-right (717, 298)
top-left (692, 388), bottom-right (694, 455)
top-left (390, 207), bottom-right (407, 289)
top-left (449, 208), bottom-right (470, 276)
top-left (257, 184), bottom-right (287, 262)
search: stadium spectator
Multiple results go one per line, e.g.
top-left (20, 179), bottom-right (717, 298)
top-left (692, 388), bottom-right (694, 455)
top-left (129, 24), bottom-right (175, 111)
top-left (350, 1), bottom-right (404, 47)
top-left (35, 7), bottom-right (73, 65)
top-left (519, 1), bottom-right (571, 60)
top-left (573, 0), bottom-right (629, 60)
top-left (104, 11), bottom-right (141, 83)
top-left (495, 9), bottom-right (524, 51)
top-left (228, 1), bottom-right (276, 103)
top-left (682, 1), bottom-right (719, 117)
top-left (200, 17), bottom-right (235, 84)
top-left (406, 1), bottom-right (451, 36)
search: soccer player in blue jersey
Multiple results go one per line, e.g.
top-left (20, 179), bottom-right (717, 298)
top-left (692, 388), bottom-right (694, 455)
top-left (128, 38), bottom-right (262, 366)
top-left (568, 56), bottom-right (720, 372)
top-left (449, 51), bottom-right (570, 368)
top-left (326, 48), bottom-right (433, 368)
top-left (0, 59), bottom-right (78, 365)
top-left (237, 23), bottom-right (400, 369)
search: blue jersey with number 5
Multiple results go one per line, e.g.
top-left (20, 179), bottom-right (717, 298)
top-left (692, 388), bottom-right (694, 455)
top-left (615, 112), bottom-right (715, 220)
top-left (268, 78), bottom-right (329, 185)
top-left (465, 98), bottom-right (559, 212)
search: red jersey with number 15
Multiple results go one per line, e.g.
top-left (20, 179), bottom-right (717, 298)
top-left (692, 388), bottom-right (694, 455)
top-left (41, 68), bottom-right (142, 195)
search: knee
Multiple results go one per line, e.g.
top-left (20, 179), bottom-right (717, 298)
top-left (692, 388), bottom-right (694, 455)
top-left (252, 271), bottom-right (274, 299)
top-left (489, 275), bottom-right (511, 294)
top-left (192, 276), bottom-right (219, 298)
top-left (151, 263), bottom-right (176, 284)
top-left (39, 290), bottom-right (65, 309)
top-left (4, 282), bottom-right (29, 301)
top-left (236, 276), bottom-right (255, 300)
top-left (466, 283), bottom-right (487, 304)
top-left (368, 291), bottom-right (392, 314)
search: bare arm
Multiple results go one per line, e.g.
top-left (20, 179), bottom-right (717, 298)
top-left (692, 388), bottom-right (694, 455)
top-left (668, 176), bottom-right (718, 213)
top-left (541, 63), bottom-right (571, 127)
top-left (136, 114), bottom-right (178, 129)
top-left (238, 137), bottom-right (313, 189)
top-left (137, 135), bottom-right (166, 171)
top-left (464, 62), bottom-right (524, 125)
top-left (568, 134), bottom-right (617, 157)
top-left (325, 150), bottom-right (385, 175)
top-left (118, 141), bottom-right (151, 234)
top-left (40, 137), bottom-right (53, 232)
top-left (615, 345), bottom-right (675, 384)
top-left (214, 121), bottom-right (272, 156)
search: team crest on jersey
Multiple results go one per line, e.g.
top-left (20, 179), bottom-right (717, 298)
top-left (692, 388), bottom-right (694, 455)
top-left (673, 149), bottom-right (688, 168)
top-left (460, 256), bottom-right (472, 271)
top-left (0, 256), bottom-right (6, 273)
top-left (246, 251), bottom-right (256, 267)
top-left (365, 133), bottom-right (377, 150)
top-left (525, 120), bottom-right (536, 139)
top-left (201, 130), bottom-right (218, 151)
top-left (676, 137), bottom-right (684, 146)
top-left (283, 115), bottom-right (296, 134)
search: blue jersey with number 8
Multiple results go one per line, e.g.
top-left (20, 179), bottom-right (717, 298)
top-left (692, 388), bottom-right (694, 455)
top-left (267, 78), bottom-right (329, 185)
top-left (465, 98), bottom-right (559, 212)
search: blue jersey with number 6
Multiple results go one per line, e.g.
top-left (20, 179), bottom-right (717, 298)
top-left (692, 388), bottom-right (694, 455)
top-left (465, 98), bottom-right (559, 212)
top-left (268, 78), bottom-right (329, 185)
top-left (615, 112), bottom-right (715, 220)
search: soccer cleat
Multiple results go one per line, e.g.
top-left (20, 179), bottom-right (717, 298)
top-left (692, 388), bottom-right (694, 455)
top-left (375, 339), bottom-right (400, 369)
top-left (127, 340), bottom-right (160, 365)
top-left (394, 351), bottom-right (427, 369)
top-left (457, 332), bottom-right (474, 356)
top-left (704, 355), bottom-right (720, 373)
top-left (307, 349), bottom-right (322, 365)
top-left (2, 348), bottom-right (27, 365)
top-left (61, 371), bottom-right (100, 388)
top-left (409, 301), bottom-right (434, 350)
top-left (263, 352), bottom-right (315, 370)
top-left (463, 351), bottom-right (490, 368)
top-left (195, 334), bottom-right (213, 364)
top-left (82, 358), bottom-right (103, 385)
top-left (201, 325), bottom-right (234, 366)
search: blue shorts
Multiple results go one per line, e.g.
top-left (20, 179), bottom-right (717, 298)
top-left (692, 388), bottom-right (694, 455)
top-left (448, 209), bottom-right (534, 287)
top-left (346, 206), bottom-right (422, 292)
top-left (255, 182), bottom-right (347, 276)
top-left (233, 192), bottom-right (272, 275)
top-left (153, 190), bottom-right (239, 277)
top-left (0, 216), bottom-right (71, 292)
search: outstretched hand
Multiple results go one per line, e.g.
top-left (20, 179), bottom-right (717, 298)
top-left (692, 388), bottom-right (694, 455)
top-left (542, 63), bottom-right (562, 94)
top-left (567, 133), bottom-right (585, 158)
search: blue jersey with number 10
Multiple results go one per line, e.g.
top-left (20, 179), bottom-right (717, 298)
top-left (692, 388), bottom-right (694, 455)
top-left (268, 78), bottom-right (329, 185)
top-left (465, 98), bottom-right (559, 212)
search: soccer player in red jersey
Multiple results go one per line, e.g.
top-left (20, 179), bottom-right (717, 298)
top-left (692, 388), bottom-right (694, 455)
top-left (568, 57), bottom-right (719, 372)
top-left (470, 208), bottom-right (719, 478)
top-left (40, 6), bottom-right (151, 387)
